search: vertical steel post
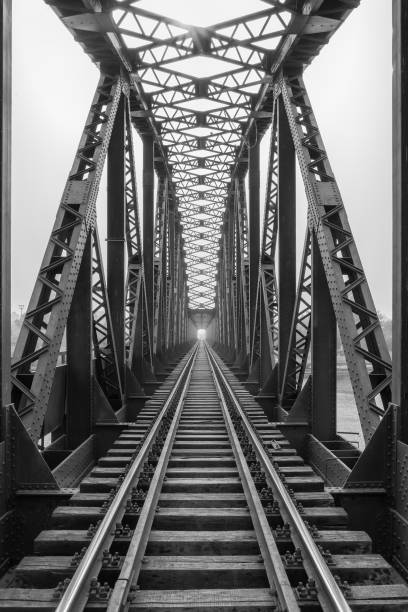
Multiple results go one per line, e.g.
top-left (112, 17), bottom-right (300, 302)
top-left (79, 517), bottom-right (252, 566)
top-left (234, 191), bottom-right (243, 355)
top-left (311, 235), bottom-right (337, 439)
top-left (173, 227), bottom-right (181, 347)
top-left (278, 96), bottom-right (296, 388)
top-left (259, 291), bottom-right (272, 387)
top-left (159, 180), bottom-right (168, 355)
top-left (107, 94), bottom-right (126, 387)
top-left (0, 0), bottom-right (11, 427)
top-left (393, 0), bottom-right (408, 441)
top-left (66, 235), bottom-right (92, 447)
top-left (249, 133), bottom-right (260, 358)
top-left (227, 196), bottom-right (237, 354)
top-left (236, 177), bottom-right (250, 359)
top-left (143, 134), bottom-right (154, 354)
top-left (166, 192), bottom-right (175, 351)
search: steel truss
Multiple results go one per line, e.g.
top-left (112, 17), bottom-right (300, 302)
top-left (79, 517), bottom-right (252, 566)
top-left (251, 100), bottom-right (279, 380)
top-left (281, 74), bottom-right (392, 443)
top-left (40, 0), bottom-right (362, 381)
top-left (10, 73), bottom-right (190, 446)
top-left (36, 0), bottom-right (390, 454)
top-left (47, 0), bottom-right (356, 314)
top-left (91, 228), bottom-right (123, 402)
top-left (215, 74), bottom-right (392, 445)
top-left (124, 97), bottom-right (145, 373)
top-left (235, 177), bottom-right (250, 358)
top-left (153, 174), bottom-right (168, 357)
top-left (280, 230), bottom-right (312, 406)
top-left (11, 74), bottom-right (123, 441)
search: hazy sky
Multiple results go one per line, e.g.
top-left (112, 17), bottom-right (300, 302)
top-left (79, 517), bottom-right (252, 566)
top-left (11, 0), bottom-right (392, 316)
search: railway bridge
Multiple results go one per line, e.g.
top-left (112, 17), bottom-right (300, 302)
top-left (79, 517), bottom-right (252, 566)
top-left (0, 0), bottom-right (407, 609)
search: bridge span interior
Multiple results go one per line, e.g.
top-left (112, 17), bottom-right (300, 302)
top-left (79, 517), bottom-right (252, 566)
top-left (1, 0), bottom-right (408, 610)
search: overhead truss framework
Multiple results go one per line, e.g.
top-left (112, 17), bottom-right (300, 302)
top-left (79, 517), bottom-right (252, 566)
top-left (48, 0), bottom-right (357, 310)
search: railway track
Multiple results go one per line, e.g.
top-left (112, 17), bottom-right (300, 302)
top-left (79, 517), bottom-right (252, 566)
top-left (0, 342), bottom-right (407, 610)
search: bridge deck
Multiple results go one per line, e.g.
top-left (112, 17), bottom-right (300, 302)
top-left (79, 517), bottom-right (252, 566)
top-left (0, 343), bottom-right (407, 610)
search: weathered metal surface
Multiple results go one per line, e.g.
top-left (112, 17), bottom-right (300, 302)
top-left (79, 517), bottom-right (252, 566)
top-left (392, 0), bottom-right (408, 443)
top-left (6, 405), bottom-right (57, 492)
top-left (396, 440), bottom-right (408, 522)
top-left (123, 97), bottom-right (145, 375)
top-left (235, 178), bottom-right (250, 358)
top-left (344, 405), bottom-right (396, 490)
top-left (391, 508), bottom-right (408, 581)
top-left (307, 435), bottom-right (351, 488)
top-left (260, 100), bottom-right (279, 379)
top-left (91, 228), bottom-right (123, 405)
top-left (248, 136), bottom-right (260, 364)
top-left (52, 436), bottom-right (95, 489)
top-left (311, 235), bottom-right (337, 440)
top-left (142, 133), bottom-right (155, 341)
top-left (107, 94), bottom-right (126, 386)
top-left (280, 230), bottom-right (312, 407)
top-left (66, 236), bottom-right (92, 448)
top-left (277, 96), bottom-right (296, 390)
top-left (43, 366), bottom-right (67, 438)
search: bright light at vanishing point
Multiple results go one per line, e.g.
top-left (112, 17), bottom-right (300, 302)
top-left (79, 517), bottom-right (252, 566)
top-left (197, 329), bottom-right (207, 340)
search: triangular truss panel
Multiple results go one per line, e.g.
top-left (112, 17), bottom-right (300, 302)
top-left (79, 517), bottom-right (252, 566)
top-left (51, 0), bottom-right (355, 311)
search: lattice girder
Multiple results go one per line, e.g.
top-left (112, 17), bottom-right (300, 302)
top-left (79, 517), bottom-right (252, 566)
top-left (91, 228), bottom-right (123, 401)
top-left (11, 74), bottom-right (123, 441)
top-left (280, 229), bottom-right (312, 405)
top-left (280, 75), bottom-right (392, 443)
top-left (51, 0), bottom-right (358, 312)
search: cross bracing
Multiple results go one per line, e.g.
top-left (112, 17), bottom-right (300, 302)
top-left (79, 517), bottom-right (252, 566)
top-left (49, 0), bottom-right (356, 310)
top-left (115, 0), bottom-right (292, 309)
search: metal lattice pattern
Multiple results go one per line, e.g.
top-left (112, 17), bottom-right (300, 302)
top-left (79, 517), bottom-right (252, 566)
top-left (110, 1), bottom-right (295, 308)
top-left (235, 177), bottom-right (250, 355)
top-left (124, 99), bottom-right (144, 365)
top-left (153, 175), bottom-right (168, 354)
top-left (262, 99), bottom-right (278, 261)
top-left (91, 229), bottom-right (123, 401)
top-left (280, 229), bottom-right (312, 404)
top-left (281, 75), bottom-right (392, 441)
top-left (259, 99), bottom-right (279, 371)
top-left (11, 74), bottom-right (122, 441)
top-left (124, 100), bottom-right (141, 262)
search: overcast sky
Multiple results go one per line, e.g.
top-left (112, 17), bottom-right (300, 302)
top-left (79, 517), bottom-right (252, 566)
top-left (11, 0), bottom-right (392, 316)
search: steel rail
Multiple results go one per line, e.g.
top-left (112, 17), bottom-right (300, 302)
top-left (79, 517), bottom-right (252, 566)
top-left (106, 344), bottom-right (198, 610)
top-left (207, 346), bottom-right (300, 612)
top-left (205, 343), bottom-right (352, 612)
top-left (56, 343), bottom-right (198, 612)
